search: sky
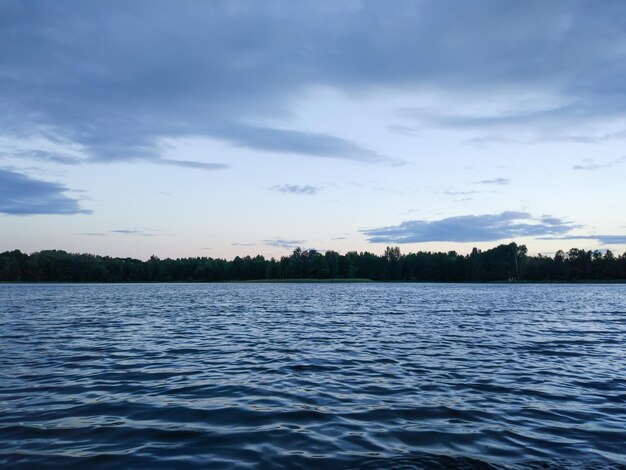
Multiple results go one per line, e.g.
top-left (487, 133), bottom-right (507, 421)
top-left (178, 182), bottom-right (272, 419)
top-left (1, 0), bottom-right (625, 260)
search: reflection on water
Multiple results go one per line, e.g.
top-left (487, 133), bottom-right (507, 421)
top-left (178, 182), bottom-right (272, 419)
top-left (1, 283), bottom-right (625, 468)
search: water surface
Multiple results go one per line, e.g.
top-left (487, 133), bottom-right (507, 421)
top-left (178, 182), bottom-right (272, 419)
top-left (1, 283), bottom-right (625, 468)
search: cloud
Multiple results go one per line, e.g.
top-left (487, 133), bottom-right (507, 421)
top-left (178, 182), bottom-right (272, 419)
top-left (403, 103), bottom-right (611, 129)
top-left (3, 1), bottom-right (626, 166)
top-left (400, 102), bottom-right (626, 143)
top-left (1, 149), bottom-right (85, 165)
top-left (466, 130), bottom-right (626, 146)
top-left (474, 178), bottom-right (510, 185)
top-left (111, 229), bottom-right (157, 236)
top-left (0, 2), bottom-right (399, 165)
top-left (80, 229), bottom-right (155, 236)
top-left (263, 238), bottom-right (305, 249)
top-left (157, 159), bottom-right (229, 170)
top-left (441, 190), bottom-right (478, 196)
top-left (232, 238), bottom-right (305, 249)
top-left (572, 156), bottom-right (626, 171)
top-left (270, 184), bottom-right (321, 195)
top-left (211, 123), bottom-right (394, 164)
top-left (585, 235), bottom-right (626, 245)
top-left (0, 168), bottom-right (91, 216)
top-left (3, 140), bottom-right (227, 170)
top-left (539, 235), bottom-right (626, 245)
top-left (363, 211), bottom-right (577, 243)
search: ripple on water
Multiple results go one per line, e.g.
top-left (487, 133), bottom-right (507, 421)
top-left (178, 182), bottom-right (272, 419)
top-left (1, 283), bottom-right (626, 468)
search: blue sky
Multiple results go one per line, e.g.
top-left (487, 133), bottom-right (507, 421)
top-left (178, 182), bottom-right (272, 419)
top-left (1, 0), bottom-right (625, 259)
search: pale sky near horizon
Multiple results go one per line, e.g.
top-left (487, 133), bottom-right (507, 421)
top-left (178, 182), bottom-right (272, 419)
top-left (1, 1), bottom-right (625, 260)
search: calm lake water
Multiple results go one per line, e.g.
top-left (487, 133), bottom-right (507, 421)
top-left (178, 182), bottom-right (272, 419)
top-left (1, 283), bottom-right (625, 468)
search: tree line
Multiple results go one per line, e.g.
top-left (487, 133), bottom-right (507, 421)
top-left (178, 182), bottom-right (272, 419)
top-left (1, 243), bottom-right (625, 283)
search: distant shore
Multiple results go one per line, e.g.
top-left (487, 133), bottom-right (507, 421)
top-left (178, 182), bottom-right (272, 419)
top-left (2, 279), bottom-right (625, 285)
top-left (2, 243), bottom-right (625, 283)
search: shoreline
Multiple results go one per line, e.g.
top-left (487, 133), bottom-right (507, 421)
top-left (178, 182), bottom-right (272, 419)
top-left (2, 279), bottom-right (626, 285)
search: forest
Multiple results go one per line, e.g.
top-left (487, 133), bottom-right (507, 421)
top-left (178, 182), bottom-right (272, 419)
top-left (1, 243), bottom-right (625, 282)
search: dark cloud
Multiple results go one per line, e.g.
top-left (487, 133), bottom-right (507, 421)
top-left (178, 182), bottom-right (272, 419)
top-left (572, 156), bottom-right (626, 171)
top-left (270, 184), bottom-right (321, 195)
top-left (0, 168), bottom-right (91, 216)
top-left (363, 211), bottom-right (577, 243)
top-left (3, 1), bottom-right (626, 166)
top-left (212, 123), bottom-right (393, 163)
top-left (586, 236), bottom-right (626, 245)
top-left (0, 1), bottom-right (398, 165)
top-left (539, 216), bottom-right (565, 226)
top-left (474, 178), bottom-right (511, 185)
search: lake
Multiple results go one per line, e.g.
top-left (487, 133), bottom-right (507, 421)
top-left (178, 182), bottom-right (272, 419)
top-left (1, 283), bottom-right (625, 468)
